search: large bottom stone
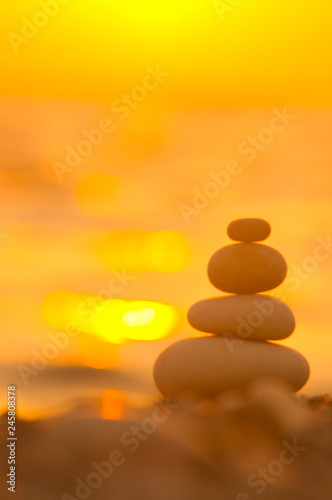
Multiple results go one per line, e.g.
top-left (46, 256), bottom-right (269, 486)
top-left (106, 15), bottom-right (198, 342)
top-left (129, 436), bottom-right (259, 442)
top-left (153, 337), bottom-right (309, 399)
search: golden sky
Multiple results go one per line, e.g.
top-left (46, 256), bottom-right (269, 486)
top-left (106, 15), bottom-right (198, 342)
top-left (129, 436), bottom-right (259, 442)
top-left (1, 1), bottom-right (332, 417)
top-left (1, 0), bottom-right (332, 105)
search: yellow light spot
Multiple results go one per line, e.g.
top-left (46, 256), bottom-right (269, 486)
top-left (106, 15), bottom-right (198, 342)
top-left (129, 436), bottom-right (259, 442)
top-left (94, 300), bottom-right (178, 342)
top-left (120, 301), bottom-right (177, 341)
top-left (102, 389), bottom-right (125, 420)
top-left (92, 299), bottom-right (130, 344)
top-left (41, 290), bottom-right (105, 333)
top-left (76, 173), bottom-right (119, 217)
top-left (42, 291), bottom-right (180, 343)
top-left (123, 308), bottom-right (156, 327)
top-left (96, 230), bottom-right (190, 273)
top-left (141, 230), bottom-right (191, 272)
top-left (96, 230), bottom-right (149, 273)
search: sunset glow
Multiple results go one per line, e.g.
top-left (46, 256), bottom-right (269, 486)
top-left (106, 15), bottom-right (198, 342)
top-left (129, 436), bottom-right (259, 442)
top-left (41, 291), bottom-right (180, 343)
top-left (0, 0), bottom-right (331, 422)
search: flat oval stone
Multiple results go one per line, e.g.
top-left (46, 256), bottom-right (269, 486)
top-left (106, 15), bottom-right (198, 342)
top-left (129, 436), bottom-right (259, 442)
top-left (227, 218), bottom-right (271, 242)
top-left (153, 337), bottom-right (309, 399)
top-left (207, 243), bottom-right (287, 293)
top-left (187, 295), bottom-right (295, 340)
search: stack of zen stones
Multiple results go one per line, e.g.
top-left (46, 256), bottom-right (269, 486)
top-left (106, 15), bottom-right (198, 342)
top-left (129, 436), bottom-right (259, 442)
top-left (154, 218), bottom-right (310, 402)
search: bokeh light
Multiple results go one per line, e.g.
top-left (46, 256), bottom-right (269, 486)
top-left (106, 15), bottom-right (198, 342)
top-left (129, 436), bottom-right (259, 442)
top-left (96, 230), bottom-right (149, 273)
top-left (96, 230), bottom-right (191, 272)
top-left (41, 291), bottom-right (180, 343)
top-left (141, 230), bottom-right (191, 272)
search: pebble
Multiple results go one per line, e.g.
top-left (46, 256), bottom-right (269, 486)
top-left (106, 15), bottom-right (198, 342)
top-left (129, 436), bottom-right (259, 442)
top-left (153, 337), bottom-right (310, 399)
top-left (187, 294), bottom-right (295, 340)
top-left (227, 218), bottom-right (271, 242)
top-left (207, 243), bottom-right (287, 293)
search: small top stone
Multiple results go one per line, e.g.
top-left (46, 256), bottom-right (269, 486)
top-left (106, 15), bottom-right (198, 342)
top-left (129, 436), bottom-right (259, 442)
top-left (227, 218), bottom-right (271, 242)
